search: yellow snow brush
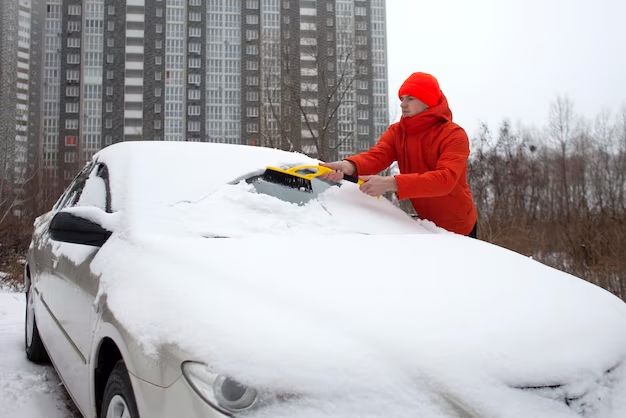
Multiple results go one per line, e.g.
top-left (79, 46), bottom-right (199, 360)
top-left (262, 164), bottom-right (362, 192)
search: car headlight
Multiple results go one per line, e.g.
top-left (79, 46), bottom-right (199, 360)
top-left (182, 361), bottom-right (258, 413)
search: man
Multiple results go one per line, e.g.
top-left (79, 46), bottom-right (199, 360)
top-left (321, 72), bottom-right (477, 237)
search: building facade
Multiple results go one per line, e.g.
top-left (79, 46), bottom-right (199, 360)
top-left (1, 0), bottom-right (42, 215)
top-left (37, 0), bottom-right (388, 186)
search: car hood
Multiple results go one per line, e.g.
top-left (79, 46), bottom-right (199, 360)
top-left (92, 232), bottom-right (626, 417)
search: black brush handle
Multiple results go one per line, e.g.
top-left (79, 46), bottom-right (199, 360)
top-left (343, 173), bottom-right (360, 184)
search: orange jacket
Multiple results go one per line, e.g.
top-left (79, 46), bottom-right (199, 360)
top-left (346, 95), bottom-right (477, 235)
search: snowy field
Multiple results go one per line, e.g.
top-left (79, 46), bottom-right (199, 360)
top-left (0, 290), bottom-right (79, 418)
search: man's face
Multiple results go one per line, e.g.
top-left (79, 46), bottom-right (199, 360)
top-left (400, 95), bottom-right (428, 117)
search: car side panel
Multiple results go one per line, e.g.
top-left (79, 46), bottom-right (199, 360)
top-left (28, 214), bottom-right (97, 417)
top-left (33, 287), bottom-right (91, 417)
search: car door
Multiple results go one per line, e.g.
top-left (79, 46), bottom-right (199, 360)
top-left (36, 161), bottom-right (111, 412)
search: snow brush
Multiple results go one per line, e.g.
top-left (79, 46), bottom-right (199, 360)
top-left (262, 164), bottom-right (362, 192)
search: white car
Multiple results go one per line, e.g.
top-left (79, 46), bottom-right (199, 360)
top-left (25, 142), bottom-right (626, 418)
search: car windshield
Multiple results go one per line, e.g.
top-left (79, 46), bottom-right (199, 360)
top-left (245, 169), bottom-right (335, 205)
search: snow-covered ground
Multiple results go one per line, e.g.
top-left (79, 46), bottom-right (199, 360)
top-left (0, 290), bottom-right (79, 418)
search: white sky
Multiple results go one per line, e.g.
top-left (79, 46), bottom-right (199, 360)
top-left (385, 0), bottom-right (626, 136)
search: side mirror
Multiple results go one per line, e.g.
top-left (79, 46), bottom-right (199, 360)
top-left (49, 211), bottom-right (112, 247)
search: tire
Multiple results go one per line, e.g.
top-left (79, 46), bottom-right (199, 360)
top-left (101, 361), bottom-right (140, 418)
top-left (24, 285), bottom-right (50, 364)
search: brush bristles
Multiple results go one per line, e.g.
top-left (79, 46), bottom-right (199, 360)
top-left (262, 169), bottom-right (313, 192)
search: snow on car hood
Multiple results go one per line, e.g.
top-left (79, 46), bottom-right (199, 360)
top-left (87, 142), bottom-right (626, 417)
top-left (91, 230), bottom-right (626, 417)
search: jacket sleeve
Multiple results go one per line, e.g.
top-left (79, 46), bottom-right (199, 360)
top-left (395, 129), bottom-right (470, 199)
top-left (344, 126), bottom-right (397, 176)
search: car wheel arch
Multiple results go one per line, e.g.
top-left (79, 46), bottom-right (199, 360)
top-left (94, 337), bottom-right (123, 417)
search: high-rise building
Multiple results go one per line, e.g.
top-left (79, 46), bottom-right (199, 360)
top-left (38, 0), bottom-right (388, 186)
top-left (1, 0), bottom-right (42, 215)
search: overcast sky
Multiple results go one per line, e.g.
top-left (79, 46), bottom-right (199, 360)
top-left (385, 0), bottom-right (626, 136)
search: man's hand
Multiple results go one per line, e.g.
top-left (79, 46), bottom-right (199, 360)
top-left (358, 175), bottom-right (398, 197)
top-left (319, 161), bottom-right (356, 182)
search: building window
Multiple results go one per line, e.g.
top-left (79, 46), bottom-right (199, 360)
top-left (154, 119), bottom-right (162, 129)
top-left (246, 45), bottom-right (258, 55)
top-left (68, 20), bottom-right (80, 31)
top-left (188, 43), bottom-right (201, 54)
top-left (65, 119), bottom-right (79, 129)
top-left (246, 29), bottom-right (258, 40)
top-left (155, 87), bottom-right (162, 97)
top-left (66, 70), bottom-right (80, 82)
top-left (189, 0), bottom-right (201, 5)
top-left (64, 152), bottom-right (77, 163)
top-left (246, 60), bottom-right (258, 70)
top-left (246, 76), bottom-right (259, 86)
top-left (155, 40), bottom-right (162, 49)
top-left (105, 119), bottom-right (112, 128)
top-left (246, 107), bottom-right (259, 117)
top-left (246, 122), bottom-right (258, 133)
top-left (106, 102), bottom-right (113, 112)
top-left (188, 26), bottom-right (201, 37)
top-left (188, 73), bottom-right (201, 85)
top-left (67, 37), bottom-right (80, 48)
top-left (300, 7), bottom-right (316, 16)
top-left (107, 5), bottom-right (115, 15)
top-left (154, 103), bottom-right (161, 113)
top-left (355, 7), bottom-right (366, 16)
top-left (188, 58), bottom-right (201, 68)
top-left (67, 54), bottom-right (80, 64)
top-left (65, 102), bottom-right (79, 113)
top-left (107, 38), bottom-right (114, 47)
top-left (106, 86), bottom-right (113, 95)
top-left (155, 71), bottom-right (161, 80)
top-left (106, 70), bottom-right (114, 80)
top-left (65, 135), bottom-right (78, 146)
top-left (188, 121), bottom-right (200, 132)
top-left (155, 56), bottom-right (162, 65)
top-left (66, 86), bottom-right (79, 97)
top-left (246, 91), bottom-right (258, 101)
top-left (68, 5), bottom-right (81, 15)
top-left (189, 11), bottom-right (201, 21)
top-left (106, 54), bottom-right (114, 63)
top-left (188, 89), bottom-right (200, 100)
top-left (156, 7), bottom-right (163, 17)
top-left (246, 15), bottom-right (258, 24)
top-left (107, 21), bottom-right (114, 31)
top-left (246, 0), bottom-right (258, 8)
top-left (187, 105), bottom-right (201, 116)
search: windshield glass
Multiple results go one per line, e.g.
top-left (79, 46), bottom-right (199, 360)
top-left (246, 173), bottom-right (334, 205)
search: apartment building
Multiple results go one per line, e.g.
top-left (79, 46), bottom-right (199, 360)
top-left (38, 0), bottom-right (388, 184)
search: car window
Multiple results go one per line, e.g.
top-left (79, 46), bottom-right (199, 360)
top-left (53, 162), bottom-right (111, 212)
top-left (53, 162), bottom-right (94, 211)
top-left (76, 163), bottom-right (110, 212)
